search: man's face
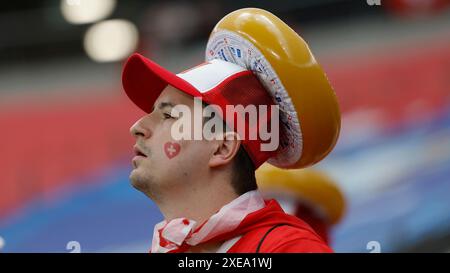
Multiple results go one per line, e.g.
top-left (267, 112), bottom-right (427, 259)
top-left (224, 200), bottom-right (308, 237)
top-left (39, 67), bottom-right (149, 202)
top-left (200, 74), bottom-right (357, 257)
top-left (129, 86), bottom-right (212, 200)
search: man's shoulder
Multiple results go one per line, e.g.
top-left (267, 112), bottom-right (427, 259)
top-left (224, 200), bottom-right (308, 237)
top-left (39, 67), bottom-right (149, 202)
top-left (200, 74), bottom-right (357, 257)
top-left (259, 224), bottom-right (333, 253)
top-left (228, 223), bottom-right (332, 253)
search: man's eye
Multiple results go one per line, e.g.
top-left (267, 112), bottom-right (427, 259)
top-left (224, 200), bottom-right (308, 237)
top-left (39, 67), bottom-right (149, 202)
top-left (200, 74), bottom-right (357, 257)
top-left (163, 113), bottom-right (173, 119)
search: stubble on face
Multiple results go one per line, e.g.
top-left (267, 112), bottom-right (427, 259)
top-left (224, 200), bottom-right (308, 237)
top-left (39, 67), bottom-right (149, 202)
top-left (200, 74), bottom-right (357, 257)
top-left (130, 142), bottom-right (190, 204)
top-left (130, 156), bottom-right (160, 201)
top-left (129, 142), bottom-right (167, 203)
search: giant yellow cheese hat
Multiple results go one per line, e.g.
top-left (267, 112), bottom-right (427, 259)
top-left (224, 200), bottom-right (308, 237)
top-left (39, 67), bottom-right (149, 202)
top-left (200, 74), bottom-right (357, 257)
top-left (206, 8), bottom-right (341, 168)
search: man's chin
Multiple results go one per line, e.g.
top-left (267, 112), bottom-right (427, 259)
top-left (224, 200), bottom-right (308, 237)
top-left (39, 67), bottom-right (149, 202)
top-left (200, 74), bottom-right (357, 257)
top-left (129, 171), bottom-right (163, 201)
top-left (129, 169), bottom-right (145, 190)
top-left (129, 169), bottom-right (154, 193)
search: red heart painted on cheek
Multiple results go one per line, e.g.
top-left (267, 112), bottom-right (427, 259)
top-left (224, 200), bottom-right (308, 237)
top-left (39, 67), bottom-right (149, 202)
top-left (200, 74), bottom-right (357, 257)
top-left (164, 142), bottom-right (181, 159)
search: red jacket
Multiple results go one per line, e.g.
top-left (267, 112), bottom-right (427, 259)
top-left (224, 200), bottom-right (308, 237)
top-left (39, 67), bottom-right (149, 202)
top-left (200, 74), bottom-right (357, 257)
top-left (206, 199), bottom-right (333, 253)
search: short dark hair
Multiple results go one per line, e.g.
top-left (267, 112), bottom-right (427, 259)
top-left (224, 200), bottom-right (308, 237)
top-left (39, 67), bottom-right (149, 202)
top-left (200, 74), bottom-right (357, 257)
top-left (202, 103), bottom-right (257, 195)
top-left (231, 145), bottom-right (257, 195)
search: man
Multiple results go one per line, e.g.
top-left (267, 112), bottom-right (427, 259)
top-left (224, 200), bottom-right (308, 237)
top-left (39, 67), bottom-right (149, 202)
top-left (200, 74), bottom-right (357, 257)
top-left (122, 8), bottom-right (340, 253)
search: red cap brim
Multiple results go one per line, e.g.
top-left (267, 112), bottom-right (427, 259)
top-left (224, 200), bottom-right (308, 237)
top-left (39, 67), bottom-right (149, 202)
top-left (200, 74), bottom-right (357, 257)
top-left (122, 53), bottom-right (201, 113)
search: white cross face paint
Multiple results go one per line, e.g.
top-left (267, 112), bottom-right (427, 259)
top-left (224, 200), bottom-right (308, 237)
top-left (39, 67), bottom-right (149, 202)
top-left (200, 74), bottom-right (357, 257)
top-left (164, 141), bottom-right (181, 159)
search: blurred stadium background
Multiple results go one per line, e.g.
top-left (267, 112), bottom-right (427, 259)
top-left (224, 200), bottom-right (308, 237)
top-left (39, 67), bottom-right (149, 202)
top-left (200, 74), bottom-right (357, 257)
top-left (0, 0), bottom-right (449, 252)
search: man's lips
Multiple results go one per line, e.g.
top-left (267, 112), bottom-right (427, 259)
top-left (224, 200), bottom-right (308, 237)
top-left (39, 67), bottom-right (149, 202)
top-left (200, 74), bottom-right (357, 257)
top-left (133, 145), bottom-right (147, 157)
top-left (132, 145), bottom-right (148, 168)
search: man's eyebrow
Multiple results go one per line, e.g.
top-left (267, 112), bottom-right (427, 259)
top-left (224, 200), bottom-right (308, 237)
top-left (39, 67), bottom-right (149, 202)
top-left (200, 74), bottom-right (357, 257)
top-left (152, 101), bottom-right (175, 111)
top-left (158, 102), bottom-right (175, 109)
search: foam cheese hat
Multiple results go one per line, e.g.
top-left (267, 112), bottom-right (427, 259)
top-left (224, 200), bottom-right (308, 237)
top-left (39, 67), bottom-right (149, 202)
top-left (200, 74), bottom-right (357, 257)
top-left (206, 8), bottom-right (341, 168)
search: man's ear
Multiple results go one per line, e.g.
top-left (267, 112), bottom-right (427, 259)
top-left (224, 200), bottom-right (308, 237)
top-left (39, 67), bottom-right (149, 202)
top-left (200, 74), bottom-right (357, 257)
top-left (209, 132), bottom-right (241, 168)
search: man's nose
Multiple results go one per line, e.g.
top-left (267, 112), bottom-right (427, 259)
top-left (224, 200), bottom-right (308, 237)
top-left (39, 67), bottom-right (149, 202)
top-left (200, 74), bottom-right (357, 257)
top-left (130, 116), bottom-right (153, 139)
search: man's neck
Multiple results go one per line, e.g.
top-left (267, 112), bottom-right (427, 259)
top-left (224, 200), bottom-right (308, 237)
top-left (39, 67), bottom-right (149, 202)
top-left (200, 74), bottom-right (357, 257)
top-left (156, 180), bottom-right (239, 225)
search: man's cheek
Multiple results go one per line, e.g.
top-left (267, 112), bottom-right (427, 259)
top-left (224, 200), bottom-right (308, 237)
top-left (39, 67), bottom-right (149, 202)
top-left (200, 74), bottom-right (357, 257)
top-left (163, 141), bottom-right (181, 159)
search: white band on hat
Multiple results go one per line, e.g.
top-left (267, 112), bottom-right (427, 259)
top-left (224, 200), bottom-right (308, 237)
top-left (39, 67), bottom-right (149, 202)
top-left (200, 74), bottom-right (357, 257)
top-left (176, 59), bottom-right (247, 94)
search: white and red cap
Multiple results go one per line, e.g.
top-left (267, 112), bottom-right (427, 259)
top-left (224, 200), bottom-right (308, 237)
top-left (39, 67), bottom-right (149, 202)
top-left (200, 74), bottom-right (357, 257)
top-left (122, 53), bottom-right (278, 168)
